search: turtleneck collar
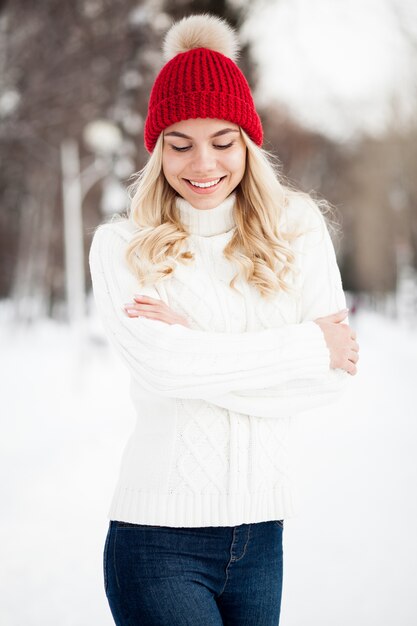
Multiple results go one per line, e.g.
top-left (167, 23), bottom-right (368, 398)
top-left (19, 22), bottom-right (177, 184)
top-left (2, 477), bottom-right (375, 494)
top-left (175, 192), bottom-right (236, 237)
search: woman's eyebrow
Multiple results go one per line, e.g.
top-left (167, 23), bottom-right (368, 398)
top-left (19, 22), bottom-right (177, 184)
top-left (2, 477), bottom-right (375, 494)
top-left (164, 128), bottom-right (239, 139)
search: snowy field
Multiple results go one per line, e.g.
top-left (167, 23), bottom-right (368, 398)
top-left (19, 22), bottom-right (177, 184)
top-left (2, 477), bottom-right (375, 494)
top-left (1, 304), bottom-right (416, 626)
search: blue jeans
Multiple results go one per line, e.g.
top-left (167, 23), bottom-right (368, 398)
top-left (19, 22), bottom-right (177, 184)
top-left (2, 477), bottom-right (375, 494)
top-left (103, 519), bottom-right (284, 625)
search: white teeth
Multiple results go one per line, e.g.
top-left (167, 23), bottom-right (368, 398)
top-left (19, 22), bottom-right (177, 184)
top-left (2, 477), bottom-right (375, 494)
top-left (189, 178), bottom-right (221, 188)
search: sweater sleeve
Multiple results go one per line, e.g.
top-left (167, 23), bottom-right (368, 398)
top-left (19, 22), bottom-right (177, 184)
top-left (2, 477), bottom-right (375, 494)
top-left (203, 204), bottom-right (352, 417)
top-left (88, 221), bottom-right (333, 398)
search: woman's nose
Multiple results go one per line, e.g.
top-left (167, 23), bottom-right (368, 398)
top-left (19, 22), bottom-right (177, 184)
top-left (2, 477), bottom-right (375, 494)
top-left (190, 146), bottom-right (217, 173)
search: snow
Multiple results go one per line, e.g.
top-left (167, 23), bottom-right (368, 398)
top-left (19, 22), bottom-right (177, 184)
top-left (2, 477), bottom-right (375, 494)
top-left (1, 303), bottom-right (416, 625)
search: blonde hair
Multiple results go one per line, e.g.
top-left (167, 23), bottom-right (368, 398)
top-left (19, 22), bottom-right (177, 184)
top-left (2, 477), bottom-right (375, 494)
top-left (119, 127), bottom-right (338, 299)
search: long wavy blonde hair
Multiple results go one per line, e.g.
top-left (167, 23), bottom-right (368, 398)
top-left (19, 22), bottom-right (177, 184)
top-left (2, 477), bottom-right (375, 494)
top-left (119, 126), bottom-right (337, 299)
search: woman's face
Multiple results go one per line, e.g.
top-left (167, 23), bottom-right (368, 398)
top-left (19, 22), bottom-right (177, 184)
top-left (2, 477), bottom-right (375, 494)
top-left (162, 117), bottom-right (247, 210)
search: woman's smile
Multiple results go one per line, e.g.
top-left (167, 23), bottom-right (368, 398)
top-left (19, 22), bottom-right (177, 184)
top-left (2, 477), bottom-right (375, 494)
top-left (183, 175), bottom-right (227, 194)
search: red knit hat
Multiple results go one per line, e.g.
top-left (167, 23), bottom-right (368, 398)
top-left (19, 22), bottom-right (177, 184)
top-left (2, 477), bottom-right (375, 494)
top-left (144, 14), bottom-right (263, 153)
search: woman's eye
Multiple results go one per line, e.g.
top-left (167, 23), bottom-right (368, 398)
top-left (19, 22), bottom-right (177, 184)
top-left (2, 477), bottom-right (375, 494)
top-left (171, 142), bottom-right (234, 152)
top-left (214, 142), bottom-right (234, 149)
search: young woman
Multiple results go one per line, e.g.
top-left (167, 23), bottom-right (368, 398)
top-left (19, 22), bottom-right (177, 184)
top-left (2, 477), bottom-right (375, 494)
top-left (89, 13), bottom-right (359, 626)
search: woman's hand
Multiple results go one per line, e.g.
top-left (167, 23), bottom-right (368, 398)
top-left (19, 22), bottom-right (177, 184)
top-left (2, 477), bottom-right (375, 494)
top-left (313, 309), bottom-right (360, 375)
top-left (123, 295), bottom-right (191, 328)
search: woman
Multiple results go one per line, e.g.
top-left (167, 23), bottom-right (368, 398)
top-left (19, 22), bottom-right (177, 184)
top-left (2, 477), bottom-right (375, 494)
top-left (89, 13), bottom-right (359, 626)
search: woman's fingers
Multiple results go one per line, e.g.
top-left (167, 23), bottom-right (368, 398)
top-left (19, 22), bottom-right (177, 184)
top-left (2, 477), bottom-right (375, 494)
top-left (123, 296), bottom-right (189, 327)
top-left (134, 309), bottom-right (169, 322)
top-left (124, 305), bottom-right (169, 322)
top-left (131, 295), bottom-right (167, 314)
top-left (347, 362), bottom-right (357, 375)
top-left (124, 303), bottom-right (162, 317)
top-left (124, 305), bottom-right (189, 327)
top-left (349, 350), bottom-right (359, 363)
top-left (124, 295), bottom-right (165, 314)
top-left (124, 308), bottom-right (139, 316)
top-left (133, 295), bottom-right (162, 305)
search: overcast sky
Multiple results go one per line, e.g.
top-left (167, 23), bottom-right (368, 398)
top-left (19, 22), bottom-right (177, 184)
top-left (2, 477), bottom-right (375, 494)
top-left (242, 0), bottom-right (417, 141)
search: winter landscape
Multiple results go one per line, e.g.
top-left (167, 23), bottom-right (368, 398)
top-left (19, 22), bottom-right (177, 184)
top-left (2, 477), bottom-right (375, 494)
top-left (1, 0), bottom-right (417, 624)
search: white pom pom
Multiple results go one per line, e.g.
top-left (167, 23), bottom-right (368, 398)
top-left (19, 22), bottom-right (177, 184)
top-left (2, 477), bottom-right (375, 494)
top-left (162, 13), bottom-right (240, 63)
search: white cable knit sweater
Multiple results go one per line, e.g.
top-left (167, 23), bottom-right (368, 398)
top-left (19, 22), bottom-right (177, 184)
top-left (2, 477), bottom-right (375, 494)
top-left (89, 191), bottom-right (350, 527)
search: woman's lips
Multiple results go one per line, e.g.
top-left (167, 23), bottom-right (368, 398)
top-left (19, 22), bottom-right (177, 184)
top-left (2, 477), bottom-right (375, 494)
top-left (183, 176), bottom-right (226, 194)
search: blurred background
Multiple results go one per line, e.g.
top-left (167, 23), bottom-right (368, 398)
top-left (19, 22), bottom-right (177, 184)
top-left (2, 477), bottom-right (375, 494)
top-left (1, 1), bottom-right (416, 625)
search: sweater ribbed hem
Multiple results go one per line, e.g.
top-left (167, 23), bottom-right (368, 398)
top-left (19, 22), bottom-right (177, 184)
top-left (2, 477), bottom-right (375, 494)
top-left (108, 483), bottom-right (296, 528)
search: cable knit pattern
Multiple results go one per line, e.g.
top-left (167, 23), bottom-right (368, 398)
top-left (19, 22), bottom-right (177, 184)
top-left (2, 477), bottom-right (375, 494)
top-left (88, 192), bottom-right (350, 527)
top-left (167, 399), bottom-right (230, 494)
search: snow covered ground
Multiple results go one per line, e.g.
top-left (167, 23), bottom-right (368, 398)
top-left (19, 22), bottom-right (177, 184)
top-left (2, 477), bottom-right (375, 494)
top-left (1, 304), bottom-right (416, 626)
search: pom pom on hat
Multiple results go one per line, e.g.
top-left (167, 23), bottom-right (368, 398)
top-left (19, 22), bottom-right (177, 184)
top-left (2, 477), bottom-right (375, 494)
top-left (162, 13), bottom-right (240, 63)
top-left (144, 13), bottom-right (263, 153)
